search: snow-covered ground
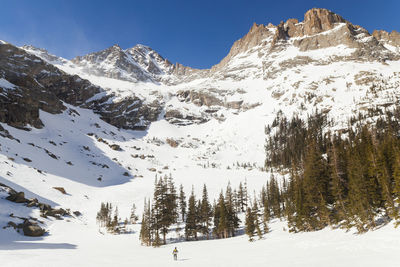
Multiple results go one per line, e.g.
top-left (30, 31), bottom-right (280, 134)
top-left (1, 99), bottom-right (400, 266)
top-left (1, 22), bottom-right (400, 266)
top-left (2, 218), bottom-right (400, 267)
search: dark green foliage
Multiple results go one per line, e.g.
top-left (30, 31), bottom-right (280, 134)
top-left (237, 181), bottom-right (248, 212)
top-left (199, 184), bottom-right (213, 239)
top-left (178, 184), bottom-right (187, 222)
top-left (245, 207), bottom-right (255, 241)
top-left (252, 197), bottom-right (263, 239)
top-left (185, 189), bottom-right (198, 240)
top-left (152, 175), bottom-right (178, 245)
top-left (139, 199), bottom-right (151, 246)
top-left (265, 109), bottom-right (400, 233)
top-left (225, 183), bottom-right (240, 237)
top-left (265, 111), bottom-right (330, 170)
top-left (96, 202), bottom-right (122, 234)
top-left (130, 203), bottom-right (138, 224)
top-left (215, 192), bottom-right (229, 238)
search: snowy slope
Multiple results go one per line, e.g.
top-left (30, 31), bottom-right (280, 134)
top-left (2, 100), bottom-right (400, 267)
top-left (1, 7), bottom-right (400, 267)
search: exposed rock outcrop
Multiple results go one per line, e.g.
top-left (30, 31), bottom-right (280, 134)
top-left (373, 30), bottom-right (400, 53)
top-left (22, 220), bottom-right (46, 237)
top-left (1, 183), bottom-right (71, 236)
top-left (303, 8), bottom-right (346, 35)
top-left (3, 43), bottom-right (162, 130)
top-left (12, 7), bottom-right (400, 131)
top-left (72, 44), bottom-right (175, 83)
top-left (6, 191), bottom-right (28, 203)
top-left (211, 22), bottom-right (275, 71)
top-left (0, 43), bottom-right (100, 129)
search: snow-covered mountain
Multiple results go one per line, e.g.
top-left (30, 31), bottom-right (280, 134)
top-left (20, 8), bottom-right (400, 130)
top-left (2, 7), bottom-right (400, 267)
top-left (70, 44), bottom-right (176, 83)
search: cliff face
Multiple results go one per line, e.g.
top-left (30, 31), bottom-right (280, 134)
top-left (0, 43), bottom-right (162, 131)
top-left (0, 43), bottom-right (100, 129)
top-left (211, 22), bottom-right (275, 71)
top-left (71, 44), bottom-right (175, 83)
top-left (373, 30), bottom-right (400, 53)
top-left (17, 8), bottom-right (400, 130)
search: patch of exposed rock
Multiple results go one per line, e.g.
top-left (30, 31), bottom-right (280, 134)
top-left (211, 23), bottom-right (275, 71)
top-left (0, 43), bottom-right (99, 129)
top-left (1, 183), bottom-right (74, 237)
top-left (2, 43), bottom-right (162, 130)
top-left (302, 8), bottom-right (346, 35)
top-left (72, 44), bottom-right (175, 83)
top-left (373, 30), bottom-right (400, 52)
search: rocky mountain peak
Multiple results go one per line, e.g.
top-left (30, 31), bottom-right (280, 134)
top-left (303, 8), bottom-right (346, 35)
top-left (211, 8), bottom-right (352, 72)
top-left (21, 45), bottom-right (68, 65)
top-left (104, 44), bottom-right (124, 56)
top-left (278, 8), bottom-right (348, 40)
top-left (211, 22), bottom-right (274, 71)
top-left (372, 30), bottom-right (400, 53)
top-left (111, 43), bottom-right (121, 49)
top-left (130, 43), bottom-right (151, 51)
top-left (69, 42), bottom-right (178, 83)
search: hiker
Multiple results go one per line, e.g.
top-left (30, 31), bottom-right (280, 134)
top-left (172, 247), bottom-right (178, 261)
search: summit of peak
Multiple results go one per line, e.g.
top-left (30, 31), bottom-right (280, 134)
top-left (127, 44), bottom-right (154, 54)
top-left (303, 8), bottom-right (346, 35)
top-left (133, 44), bottom-right (151, 49)
top-left (21, 44), bottom-right (47, 52)
top-left (109, 44), bottom-right (122, 50)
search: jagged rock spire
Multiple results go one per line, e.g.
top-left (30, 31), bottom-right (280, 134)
top-left (303, 8), bottom-right (346, 35)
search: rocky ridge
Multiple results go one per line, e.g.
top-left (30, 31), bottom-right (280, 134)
top-left (16, 8), bottom-right (400, 129)
top-left (1, 43), bottom-right (161, 130)
top-left (373, 30), bottom-right (400, 53)
top-left (71, 44), bottom-right (173, 83)
top-left (1, 183), bottom-right (74, 236)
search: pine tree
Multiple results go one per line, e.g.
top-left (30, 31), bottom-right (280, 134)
top-left (268, 174), bottom-right (282, 218)
top-left (327, 139), bottom-right (348, 225)
top-left (178, 184), bottom-right (187, 222)
top-left (262, 195), bottom-right (271, 234)
top-left (200, 184), bottom-right (212, 239)
top-left (233, 189), bottom-right (240, 213)
top-left (237, 182), bottom-right (245, 212)
top-left (149, 175), bottom-right (179, 245)
top-left (392, 149), bottom-right (400, 226)
top-left (110, 206), bottom-right (119, 233)
top-left (166, 174), bottom-right (178, 224)
top-left (225, 183), bottom-right (239, 237)
top-left (347, 148), bottom-right (373, 232)
top-left (216, 191), bottom-right (228, 238)
top-left (96, 202), bottom-right (111, 228)
top-left (301, 139), bottom-right (330, 230)
top-left (376, 147), bottom-right (395, 219)
top-left (252, 196), bottom-right (263, 239)
top-left (185, 189), bottom-right (198, 240)
top-left (237, 181), bottom-right (248, 212)
top-left (212, 200), bottom-right (220, 238)
top-left (244, 179), bottom-right (249, 209)
top-left (130, 203), bottom-right (138, 224)
top-left (245, 207), bottom-right (255, 241)
top-left (139, 200), bottom-right (150, 245)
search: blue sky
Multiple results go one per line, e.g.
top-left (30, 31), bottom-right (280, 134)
top-left (1, 0), bottom-right (399, 68)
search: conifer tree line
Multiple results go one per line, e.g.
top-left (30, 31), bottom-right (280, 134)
top-left (139, 174), bottom-right (275, 245)
top-left (264, 108), bottom-right (400, 233)
top-left (96, 202), bottom-right (138, 234)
